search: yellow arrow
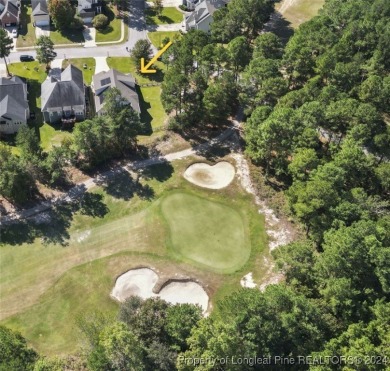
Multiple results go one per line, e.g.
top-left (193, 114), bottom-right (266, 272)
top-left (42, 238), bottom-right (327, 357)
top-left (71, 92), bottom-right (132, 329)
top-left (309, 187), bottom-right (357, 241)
top-left (140, 41), bottom-right (173, 74)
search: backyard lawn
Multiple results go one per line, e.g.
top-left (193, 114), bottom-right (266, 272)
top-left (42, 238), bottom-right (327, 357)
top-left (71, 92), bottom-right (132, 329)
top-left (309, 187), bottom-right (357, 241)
top-left (145, 7), bottom-right (183, 25)
top-left (148, 31), bottom-right (181, 48)
top-left (16, 4), bottom-right (36, 47)
top-left (139, 86), bottom-right (166, 132)
top-left (62, 58), bottom-right (96, 85)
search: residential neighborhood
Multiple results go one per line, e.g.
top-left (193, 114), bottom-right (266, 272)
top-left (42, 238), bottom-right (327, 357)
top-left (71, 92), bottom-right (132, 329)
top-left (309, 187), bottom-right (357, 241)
top-left (1, 0), bottom-right (389, 369)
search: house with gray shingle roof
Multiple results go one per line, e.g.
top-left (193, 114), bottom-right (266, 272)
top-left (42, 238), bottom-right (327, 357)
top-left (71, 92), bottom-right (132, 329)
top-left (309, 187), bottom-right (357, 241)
top-left (41, 64), bottom-right (86, 124)
top-left (92, 69), bottom-right (140, 115)
top-left (31, 0), bottom-right (50, 27)
top-left (78, 0), bottom-right (103, 23)
top-left (0, 0), bottom-right (20, 27)
top-left (0, 76), bottom-right (29, 135)
top-left (185, 0), bottom-right (229, 32)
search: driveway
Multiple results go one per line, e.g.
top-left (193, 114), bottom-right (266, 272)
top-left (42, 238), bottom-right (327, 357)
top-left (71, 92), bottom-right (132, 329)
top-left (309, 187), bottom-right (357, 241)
top-left (94, 57), bottom-right (110, 74)
top-left (83, 27), bottom-right (96, 47)
top-left (35, 26), bottom-right (50, 38)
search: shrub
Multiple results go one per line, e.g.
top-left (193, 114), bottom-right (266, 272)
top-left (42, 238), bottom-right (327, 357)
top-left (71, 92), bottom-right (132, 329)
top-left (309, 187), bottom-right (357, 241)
top-left (93, 14), bottom-right (109, 30)
top-left (69, 16), bottom-right (84, 30)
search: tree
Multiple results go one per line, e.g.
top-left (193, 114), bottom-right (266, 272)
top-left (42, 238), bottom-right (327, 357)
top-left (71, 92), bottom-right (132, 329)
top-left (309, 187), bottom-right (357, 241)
top-left (36, 36), bottom-right (57, 69)
top-left (161, 68), bottom-right (189, 117)
top-left (203, 82), bottom-right (231, 123)
top-left (253, 32), bottom-right (283, 59)
top-left (131, 40), bottom-right (153, 72)
top-left (92, 14), bottom-right (109, 30)
top-left (288, 148), bottom-right (319, 181)
top-left (48, 0), bottom-right (75, 30)
top-left (0, 325), bottom-right (38, 370)
top-left (154, 0), bottom-right (163, 17)
top-left (0, 28), bottom-right (13, 76)
top-left (227, 36), bottom-right (251, 79)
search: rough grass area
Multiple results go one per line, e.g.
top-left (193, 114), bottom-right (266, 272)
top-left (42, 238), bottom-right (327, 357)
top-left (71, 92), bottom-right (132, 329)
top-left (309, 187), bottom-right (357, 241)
top-left (16, 4), bottom-right (36, 47)
top-left (148, 31), bottom-right (181, 48)
top-left (276, 0), bottom-right (325, 28)
top-left (161, 192), bottom-right (250, 272)
top-left (1, 158), bottom-right (266, 355)
top-left (145, 7), bottom-right (183, 25)
top-left (62, 58), bottom-right (96, 85)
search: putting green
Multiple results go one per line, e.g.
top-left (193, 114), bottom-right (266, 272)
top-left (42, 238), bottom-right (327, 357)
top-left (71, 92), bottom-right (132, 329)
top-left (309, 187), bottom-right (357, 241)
top-left (161, 192), bottom-right (250, 272)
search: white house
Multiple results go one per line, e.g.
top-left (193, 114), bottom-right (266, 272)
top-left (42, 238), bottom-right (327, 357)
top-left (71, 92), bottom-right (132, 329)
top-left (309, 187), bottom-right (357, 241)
top-left (41, 65), bottom-right (86, 125)
top-left (185, 0), bottom-right (229, 32)
top-left (0, 76), bottom-right (29, 135)
top-left (77, 0), bottom-right (102, 23)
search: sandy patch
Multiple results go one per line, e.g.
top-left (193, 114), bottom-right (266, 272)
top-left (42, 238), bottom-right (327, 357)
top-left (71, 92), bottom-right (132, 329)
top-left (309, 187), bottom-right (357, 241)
top-left (111, 268), bottom-right (158, 301)
top-left (111, 268), bottom-right (209, 313)
top-left (184, 161), bottom-right (235, 189)
top-left (159, 281), bottom-right (209, 312)
top-left (240, 272), bottom-right (257, 288)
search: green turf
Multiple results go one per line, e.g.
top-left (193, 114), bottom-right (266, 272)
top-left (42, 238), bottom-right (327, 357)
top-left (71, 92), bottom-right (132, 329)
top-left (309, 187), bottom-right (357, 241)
top-left (62, 58), bottom-right (96, 85)
top-left (95, 5), bottom-right (126, 43)
top-left (0, 159), bottom-right (266, 355)
top-left (139, 86), bottom-right (167, 132)
top-left (148, 31), bottom-right (181, 48)
top-left (39, 124), bottom-right (72, 151)
top-left (145, 7), bottom-right (183, 25)
top-left (161, 192), bottom-right (250, 272)
top-left (16, 4), bottom-right (36, 47)
top-left (49, 27), bottom-right (84, 45)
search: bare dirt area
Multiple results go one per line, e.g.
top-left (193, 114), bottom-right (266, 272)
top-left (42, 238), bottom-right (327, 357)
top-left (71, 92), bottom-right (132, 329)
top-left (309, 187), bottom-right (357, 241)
top-left (183, 161), bottom-right (236, 189)
top-left (111, 267), bottom-right (210, 313)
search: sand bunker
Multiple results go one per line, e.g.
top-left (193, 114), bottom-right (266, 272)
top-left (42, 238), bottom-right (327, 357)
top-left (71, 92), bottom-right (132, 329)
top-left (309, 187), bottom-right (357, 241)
top-left (111, 268), bottom-right (209, 313)
top-left (184, 161), bottom-right (235, 189)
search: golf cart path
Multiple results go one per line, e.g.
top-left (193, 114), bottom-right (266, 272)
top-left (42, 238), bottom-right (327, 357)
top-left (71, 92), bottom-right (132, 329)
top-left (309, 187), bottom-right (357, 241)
top-left (0, 125), bottom-right (237, 226)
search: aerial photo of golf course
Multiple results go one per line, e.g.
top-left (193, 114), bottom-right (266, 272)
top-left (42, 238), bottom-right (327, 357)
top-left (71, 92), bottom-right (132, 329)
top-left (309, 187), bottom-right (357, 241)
top-left (0, 155), bottom-right (268, 355)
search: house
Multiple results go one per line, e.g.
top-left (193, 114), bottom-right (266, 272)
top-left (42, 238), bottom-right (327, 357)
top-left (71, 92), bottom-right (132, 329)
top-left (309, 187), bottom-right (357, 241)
top-left (77, 0), bottom-right (103, 24)
top-left (92, 69), bottom-right (141, 115)
top-left (183, 0), bottom-right (200, 11)
top-left (41, 65), bottom-right (86, 124)
top-left (185, 0), bottom-right (229, 32)
top-left (0, 76), bottom-right (29, 135)
top-left (0, 0), bottom-right (20, 27)
top-left (31, 0), bottom-right (49, 27)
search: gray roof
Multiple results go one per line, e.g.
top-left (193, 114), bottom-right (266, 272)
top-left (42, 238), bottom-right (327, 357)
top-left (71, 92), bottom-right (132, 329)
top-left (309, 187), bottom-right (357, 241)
top-left (31, 0), bottom-right (49, 16)
top-left (92, 69), bottom-right (140, 114)
top-left (0, 0), bottom-right (19, 21)
top-left (41, 65), bottom-right (85, 111)
top-left (0, 76), bottom-right (29, 122)
top-left (186, 0), bottom-right (229, 27)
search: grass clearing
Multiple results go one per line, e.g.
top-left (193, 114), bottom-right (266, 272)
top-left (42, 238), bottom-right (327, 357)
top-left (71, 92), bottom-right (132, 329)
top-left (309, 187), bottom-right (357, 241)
top-left (161, 192), bottom-right (250, 272)
top-left (1, 158), bottom-right (266, 355)
top-left (148, 31), bottom-right (181, 48)
top-left (16, 4), bottom-right (36, 47)
top-left (276, 0), bottom-right (325, 28)
top-left (62, 58), bottom-right (96, 85)
top-left (145, 7), bottom-right (183, 25)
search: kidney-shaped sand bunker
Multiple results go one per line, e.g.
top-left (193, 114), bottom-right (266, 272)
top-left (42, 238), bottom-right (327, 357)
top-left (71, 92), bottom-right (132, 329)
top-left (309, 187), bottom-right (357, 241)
top-left (184, 161), bottom-right (235, 189)
top-left (111, 268), bottom-right (209, 313)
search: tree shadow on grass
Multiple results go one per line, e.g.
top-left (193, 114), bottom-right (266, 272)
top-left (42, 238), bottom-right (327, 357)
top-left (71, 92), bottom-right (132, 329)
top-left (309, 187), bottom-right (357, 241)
top-left (0, 189), bottom-right (109, 246)
top-left (137, 86), bottom-right (153, 135)
top-left (95, 169), bottom-right (155, 201)
top-left (139, 161), bottom-right (174, 182)
top-left (264, 11), bottom-right (294, 44)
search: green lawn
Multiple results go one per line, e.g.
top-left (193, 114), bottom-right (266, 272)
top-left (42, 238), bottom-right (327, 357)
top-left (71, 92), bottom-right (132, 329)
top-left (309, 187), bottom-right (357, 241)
top-left (95, 5), bottom-right (126, 43)
top-left (39, 124), bottom-right (72, 151)
top-left (148, 31), bottom-right (181, 48)
top-left (62, 58), bottom-right (96, 85)
top-left (145, 7), bottom-right (183, 25)
top-left (16, 4), bottom-right (36, 47)
top-left (161, 192), bottom-right (250, 272)
top-left (139, 86), bottom-right (167, 132)
top-left (50, 27), bottom-right (84, 45)
top-left (276, 0), bottom-right (325, 27)
top-left (1, 159), bottom-right (266, 355)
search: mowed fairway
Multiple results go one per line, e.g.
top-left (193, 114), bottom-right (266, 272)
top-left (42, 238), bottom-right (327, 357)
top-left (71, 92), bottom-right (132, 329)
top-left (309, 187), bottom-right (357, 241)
top-left (161, 192), bottom-right (249, 272)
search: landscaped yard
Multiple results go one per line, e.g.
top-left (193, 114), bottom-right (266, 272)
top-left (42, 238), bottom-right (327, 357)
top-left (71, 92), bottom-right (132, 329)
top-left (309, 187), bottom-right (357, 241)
top-left (50, 27), bottom-right (84, 45)
top-left (1, 159), bottom-right (266, 355)
top-left (145, 6), bottom-right (183, 25)
top-left (95, 5), bottom-right (126, 43)
top-left (148, 31), bottom-right (181, 48)
top-left (62, 58), bottom-right (96, 85)
top-left (276, 0), bottom-right (325, 27)
top-left (16, 4), bottom-right (36, 47)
